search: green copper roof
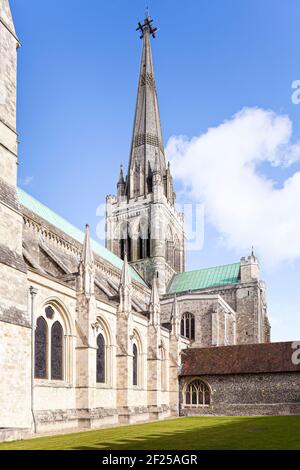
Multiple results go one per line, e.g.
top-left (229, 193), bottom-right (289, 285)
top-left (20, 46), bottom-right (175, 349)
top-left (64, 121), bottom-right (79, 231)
top-left (167, 263), bottom-right (241, 294)
top-left (17, 188), bottom-right (147, 287)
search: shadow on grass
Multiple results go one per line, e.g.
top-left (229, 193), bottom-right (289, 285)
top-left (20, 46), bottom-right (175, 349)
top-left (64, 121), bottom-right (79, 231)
top-left (1, 416), bottom-right (300, 450)
top-left (71, 416), bottom-right (300, 451)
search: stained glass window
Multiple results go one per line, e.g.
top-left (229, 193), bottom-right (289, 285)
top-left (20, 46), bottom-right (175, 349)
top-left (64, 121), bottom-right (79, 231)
top-left (35, 317), bottom-right (47, 379)
top-left (96, 334), bottom-right (105, 384)
top-left (51, 321), bottom-right (63, 380)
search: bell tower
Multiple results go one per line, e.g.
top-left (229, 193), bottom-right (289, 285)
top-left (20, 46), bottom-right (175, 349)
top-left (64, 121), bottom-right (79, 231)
top-left (106, 15), bottom-right (185, 293)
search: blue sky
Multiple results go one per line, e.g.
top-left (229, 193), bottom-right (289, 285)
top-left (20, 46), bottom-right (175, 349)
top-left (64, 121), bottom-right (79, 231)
top-left (11, 0), bottom-right (300, 341)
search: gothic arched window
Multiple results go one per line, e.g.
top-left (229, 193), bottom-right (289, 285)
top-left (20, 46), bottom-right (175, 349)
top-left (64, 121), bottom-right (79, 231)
top-left (35, 317), bottom-right (48, 379)
top-left (120, 238), bottom-right (125, 261)
top-left (146, 229), bottom-right (151, 258)
top-left (51, 321), bottom-right (63, 380)
top-left (181, 312), bottom-right (195, 340)
top-left (127, 233), bottom-right (132, 262)
top-left (147, 163), bottom-right (153, 193)
top-left (96, 333), bottom-right (106, 384)
top-left (133, 343), bottom-right (138, 386)
top-left (119, 223), bottom-right (128, 261)
top-left (137, 220), bottom-right (151, 260)
top-left (119, 223), bottom-right (132, 262)
top-left (184, 379), bottom-right (211, 406)
top-left (34, 304), bottom-right (71, 383)
top-left (137, 236), bottom-right (143, 260)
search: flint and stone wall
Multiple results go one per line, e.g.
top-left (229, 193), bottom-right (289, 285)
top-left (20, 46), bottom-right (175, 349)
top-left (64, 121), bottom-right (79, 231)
top-left (180, 373), bottom-right (300, 416)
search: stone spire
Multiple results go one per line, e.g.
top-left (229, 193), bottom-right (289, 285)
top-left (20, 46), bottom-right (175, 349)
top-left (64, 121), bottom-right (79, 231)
top-left (79, 224), bottom-right (95, 297)
top-left (118, 163), bottom-right (124, 184)
top-left (118, 253), bottom-right (132, 314)
top-left (117, 163), bottom-right (125, 198)
top-left (149, 274), bottom-right (160, 327)
top-left (106, 14), bottom-right (186, 293)
top-left (126, 15), bottom-right (166, 197)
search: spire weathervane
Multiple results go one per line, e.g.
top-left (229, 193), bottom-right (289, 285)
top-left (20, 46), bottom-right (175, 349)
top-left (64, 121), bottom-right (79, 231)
top-left (136, 15), bottom-right (158, 39)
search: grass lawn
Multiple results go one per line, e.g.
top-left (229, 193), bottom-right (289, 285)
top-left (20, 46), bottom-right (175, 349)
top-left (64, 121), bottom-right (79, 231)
top-left (0, 416), bottom-right (300, 450)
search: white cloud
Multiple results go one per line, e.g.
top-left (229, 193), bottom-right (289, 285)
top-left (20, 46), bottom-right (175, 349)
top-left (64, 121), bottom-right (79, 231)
top-left (19, 176), bottom-right (34, 187)
top-left (166, 107), bottom-right (300, 266)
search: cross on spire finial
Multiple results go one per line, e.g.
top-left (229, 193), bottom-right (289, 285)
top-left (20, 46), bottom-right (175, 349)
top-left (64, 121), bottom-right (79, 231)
top-left (136, 15), bottom-right (158, 39)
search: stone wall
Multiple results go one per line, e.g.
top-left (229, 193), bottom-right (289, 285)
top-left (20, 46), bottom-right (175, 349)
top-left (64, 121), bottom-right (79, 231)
top-left (162, 277), bottom-right (269, 347)
top-left (161, 294), bottom-right (236, 347)
top-left (0, 0), bottom-right (33, 432)
top-left (22, 268), bottom-right (172, 434)
top-left (180, 372), bottom-right (300, 416)
top-left (0, 321), bottom-right (31, 428)
top-left (0, 1), bottom-right (18, 128)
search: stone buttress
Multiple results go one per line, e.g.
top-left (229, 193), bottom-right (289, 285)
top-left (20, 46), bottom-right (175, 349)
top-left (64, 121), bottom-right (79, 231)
top-left (0, 0), bottom-right (31, 430)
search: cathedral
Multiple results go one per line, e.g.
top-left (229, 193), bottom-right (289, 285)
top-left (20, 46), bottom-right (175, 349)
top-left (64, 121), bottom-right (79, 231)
top-left (1, 1), bottom-right (299, 442)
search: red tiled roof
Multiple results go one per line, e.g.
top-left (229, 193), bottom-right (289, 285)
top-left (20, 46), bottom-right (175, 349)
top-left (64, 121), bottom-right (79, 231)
top-left (180, 341), bottom-right (300, 376)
